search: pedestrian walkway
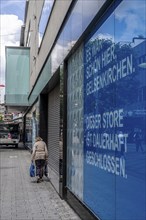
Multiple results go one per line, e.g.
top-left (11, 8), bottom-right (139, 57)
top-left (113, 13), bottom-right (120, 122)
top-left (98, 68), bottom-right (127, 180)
top-left (0, 145), bottom-right (81, 220)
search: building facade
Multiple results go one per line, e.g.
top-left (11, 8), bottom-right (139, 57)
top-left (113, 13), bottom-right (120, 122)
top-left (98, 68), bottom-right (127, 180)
top-left (7, 0), bottom-right (146, 219)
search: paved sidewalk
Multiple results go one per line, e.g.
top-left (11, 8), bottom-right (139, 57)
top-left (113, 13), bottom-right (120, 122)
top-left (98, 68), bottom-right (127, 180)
top-left (0, 146), bottom-right (81, 220)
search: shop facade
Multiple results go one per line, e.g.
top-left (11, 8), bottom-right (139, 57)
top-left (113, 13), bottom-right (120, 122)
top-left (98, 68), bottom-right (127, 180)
top-left (65, 1), bottom-right (146, 219)
top-left (22, 1), bottom-right (146, 220)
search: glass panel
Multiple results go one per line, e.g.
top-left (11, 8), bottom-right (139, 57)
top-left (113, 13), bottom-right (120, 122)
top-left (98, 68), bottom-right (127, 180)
top-left (51, 0), bottom-right (106, 75)
top-left (114, 1), bottom-right (146, 220)
top-left (83, 1), bottom-right (146, 220)
top-left (29, 56), bottom-right (51, 104)
top-left (25, 100), bottom-right (39, 149)
top-left (70, 0), bottom-right (82, 47)
top-left (69, 0), bottom-right (106, 48)
top-left (83, 4), bottom-right (116, 219)
top-left (82, 0), bottom-right (106, 31)
top-left (5, 47), bottom-right (30, 106)
top-left (25, 112), bottom-right (33, 149)
top-left (38, 0), bottom-right (54, 47)
top-left (51, 32), bottom-right (64, 73)
top-left (67, 44), bottom-right (84, 200)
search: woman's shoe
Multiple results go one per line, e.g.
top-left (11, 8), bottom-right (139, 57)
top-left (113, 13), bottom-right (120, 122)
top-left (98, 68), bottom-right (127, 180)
top-left (37, 178), bottom-right (41, 183)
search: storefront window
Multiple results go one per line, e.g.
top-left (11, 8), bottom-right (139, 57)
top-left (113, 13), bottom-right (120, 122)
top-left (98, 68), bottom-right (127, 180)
top-left (84, 1), bottom-right (146, 219)
top-left (25, 113), bottom-right (33, 149)
top-left (67, 45), bottom-right (84, 200)
top-left (25, 101), bottom-right (40, 150)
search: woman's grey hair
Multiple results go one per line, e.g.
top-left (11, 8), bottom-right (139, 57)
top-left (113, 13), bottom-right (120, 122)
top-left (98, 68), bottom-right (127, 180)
top-left (35, 136), bottom-right (43, 142)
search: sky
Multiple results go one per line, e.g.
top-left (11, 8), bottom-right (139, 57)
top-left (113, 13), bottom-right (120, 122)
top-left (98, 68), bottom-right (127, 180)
top-left (0, 0), bottom-right (26, 103)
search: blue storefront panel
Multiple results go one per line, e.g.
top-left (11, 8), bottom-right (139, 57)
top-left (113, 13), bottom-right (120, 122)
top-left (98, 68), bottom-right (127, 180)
top-left (83, 1), bottom-right (146, 220)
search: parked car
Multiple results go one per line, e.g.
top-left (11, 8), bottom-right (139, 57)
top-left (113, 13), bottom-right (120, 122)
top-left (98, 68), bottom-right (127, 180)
top-left (0, 123), bottom-right (20, 148)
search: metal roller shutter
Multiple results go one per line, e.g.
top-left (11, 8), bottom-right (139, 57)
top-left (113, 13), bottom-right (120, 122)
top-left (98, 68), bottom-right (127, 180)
top-left (48, 84), bottom-right (60, 174)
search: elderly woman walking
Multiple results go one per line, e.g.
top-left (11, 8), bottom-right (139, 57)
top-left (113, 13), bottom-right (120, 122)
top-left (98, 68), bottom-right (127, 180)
top-left (31, 137), bottom-right (48, 183)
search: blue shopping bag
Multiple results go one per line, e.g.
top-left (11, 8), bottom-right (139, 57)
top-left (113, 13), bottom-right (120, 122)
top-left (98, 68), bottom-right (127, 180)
top-left (29, 162), bottom-right (35, 177)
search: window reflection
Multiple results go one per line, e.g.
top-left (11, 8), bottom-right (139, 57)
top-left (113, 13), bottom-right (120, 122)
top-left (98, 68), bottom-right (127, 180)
top-left (25, 102), bottom-right (39, 150)
top-left (26, 22), bottom-right (31, 47)
top-left (67, 45), bottom-right (84, 199)
top-left (84, 1), bottom-right (146, 220)
top-left (38, 0), bottom-right (54, 47)
top-left (51, 0), bottom-right (105, 74)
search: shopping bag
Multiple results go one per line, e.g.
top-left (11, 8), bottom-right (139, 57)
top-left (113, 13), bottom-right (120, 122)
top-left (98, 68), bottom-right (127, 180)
top-left (44, 162), bottom-right (49, 178)
top-left (29, 162), bottom-right (35, 177)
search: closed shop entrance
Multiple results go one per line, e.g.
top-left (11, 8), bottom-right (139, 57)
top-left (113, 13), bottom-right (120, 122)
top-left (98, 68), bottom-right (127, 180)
top-left (47, 84), bottom-right (60, 193)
